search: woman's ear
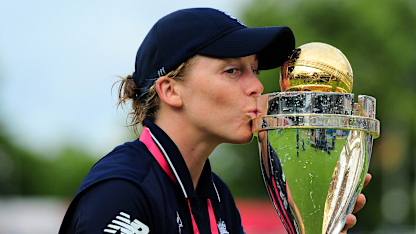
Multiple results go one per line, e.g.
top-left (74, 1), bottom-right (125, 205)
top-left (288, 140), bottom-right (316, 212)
top-left (155, 76), bottom-right (183, 107)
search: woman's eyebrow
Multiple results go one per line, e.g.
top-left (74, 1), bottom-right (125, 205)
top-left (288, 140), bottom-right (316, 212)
top-left (220, 56), bottom-right (259, 63)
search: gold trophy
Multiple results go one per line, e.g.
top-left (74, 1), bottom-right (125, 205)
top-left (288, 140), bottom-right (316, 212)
top-left (253, 42), bottom-right (380, 234)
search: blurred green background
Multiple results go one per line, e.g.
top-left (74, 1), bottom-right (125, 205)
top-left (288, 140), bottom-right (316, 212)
top-left (0, 0), bottom-right (415, 233)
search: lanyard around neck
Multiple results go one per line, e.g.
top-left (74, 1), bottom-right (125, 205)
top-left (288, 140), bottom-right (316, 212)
top-left (139, 126), bottom-right (219, 234)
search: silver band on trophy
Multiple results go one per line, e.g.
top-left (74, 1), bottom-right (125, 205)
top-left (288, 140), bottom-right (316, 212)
top-left (253, 93), bottom-right (379, 135)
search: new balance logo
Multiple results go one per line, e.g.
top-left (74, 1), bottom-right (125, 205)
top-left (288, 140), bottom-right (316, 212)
top-left (104, 212), bottom-right (149, 234)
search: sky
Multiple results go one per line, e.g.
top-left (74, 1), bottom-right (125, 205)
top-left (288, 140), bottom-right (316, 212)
top-left (0, 0), bottom-right (246, 157)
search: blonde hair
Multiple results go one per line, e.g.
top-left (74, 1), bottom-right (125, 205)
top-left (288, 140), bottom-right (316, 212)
top-left (115, 55), bottom-right (199, 135)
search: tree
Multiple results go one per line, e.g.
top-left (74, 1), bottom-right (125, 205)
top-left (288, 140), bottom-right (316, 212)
top-left (0, 128), bottom-right (96, 198)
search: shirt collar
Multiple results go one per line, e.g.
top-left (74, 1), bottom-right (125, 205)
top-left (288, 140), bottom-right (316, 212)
top-left (143, 119), bottom-right (220, 201)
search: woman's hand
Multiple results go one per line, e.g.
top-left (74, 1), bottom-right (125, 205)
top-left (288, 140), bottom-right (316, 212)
top-left (340, 173), bottom-right (372, 234)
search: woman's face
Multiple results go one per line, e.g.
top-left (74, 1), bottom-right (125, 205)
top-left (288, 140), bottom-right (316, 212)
top-left (178, 54), bottom-right (263, 145)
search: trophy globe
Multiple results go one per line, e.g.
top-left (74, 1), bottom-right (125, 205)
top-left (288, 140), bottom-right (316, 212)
top-left (280, 42), bottom-right (353, 93)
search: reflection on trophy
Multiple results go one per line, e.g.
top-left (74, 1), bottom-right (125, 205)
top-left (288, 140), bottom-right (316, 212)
top-left (253, 42), bottom-right (380, 234)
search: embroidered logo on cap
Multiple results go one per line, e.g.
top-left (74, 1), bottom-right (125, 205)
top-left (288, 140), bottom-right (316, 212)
top-left (157, 67), bottom-right (167, 77)
top-left (103, 211), bottom-right (149, 234)
top-left (215, 9), bottom-right (245, 26)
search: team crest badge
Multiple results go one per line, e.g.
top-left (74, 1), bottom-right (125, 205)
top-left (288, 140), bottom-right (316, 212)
top-left (217, 219), bottom-right (229, 234)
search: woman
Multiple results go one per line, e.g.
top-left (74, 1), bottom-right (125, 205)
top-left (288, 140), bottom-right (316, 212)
top-left (59, 8), bottom-right (368, 234)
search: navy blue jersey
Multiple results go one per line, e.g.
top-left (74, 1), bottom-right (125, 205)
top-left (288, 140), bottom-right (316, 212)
top-left (59, 119), bottom-right (244, 234)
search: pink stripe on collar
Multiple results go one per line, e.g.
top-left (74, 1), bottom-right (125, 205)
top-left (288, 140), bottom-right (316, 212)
top-left (140, 126), bottom-right (220, 234)
top-left (139, 127), bottom-right (177, 185)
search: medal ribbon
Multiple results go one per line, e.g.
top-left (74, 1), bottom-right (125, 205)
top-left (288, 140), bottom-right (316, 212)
top-left (140, 126), bottom-right (219, 234)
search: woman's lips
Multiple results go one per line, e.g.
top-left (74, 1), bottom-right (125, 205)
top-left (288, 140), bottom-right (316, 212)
top-left (249, 109), bottom-right (261, 118)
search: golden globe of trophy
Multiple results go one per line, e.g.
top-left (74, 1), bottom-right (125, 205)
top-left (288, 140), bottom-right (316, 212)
top-left (253, 42), bottom-right (380, 234)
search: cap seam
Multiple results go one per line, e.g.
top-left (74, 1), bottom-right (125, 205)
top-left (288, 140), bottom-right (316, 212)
top-left (154, 21), bottom-right (169, 73)
top-left (187, 9), bottom-right (225, 32)
top-left (195, 27), bottom-right (243, 54)
top-left (185, 9), bottom-right (245, 53)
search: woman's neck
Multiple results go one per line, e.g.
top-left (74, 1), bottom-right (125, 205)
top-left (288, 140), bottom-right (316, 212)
top-left (155, 117), bottom-right (219, 190)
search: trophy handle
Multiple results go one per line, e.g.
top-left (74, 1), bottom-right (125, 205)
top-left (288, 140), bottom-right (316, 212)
top-left (259, 130), bottom-right (303, 234)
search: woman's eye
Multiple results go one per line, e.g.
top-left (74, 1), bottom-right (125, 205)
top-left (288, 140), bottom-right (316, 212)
top-left (226, 68), bottom-right (237, 74)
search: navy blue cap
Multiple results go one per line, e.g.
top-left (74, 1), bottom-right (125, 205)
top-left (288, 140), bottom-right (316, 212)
top-left (133, 8), bottom-right (295, 101)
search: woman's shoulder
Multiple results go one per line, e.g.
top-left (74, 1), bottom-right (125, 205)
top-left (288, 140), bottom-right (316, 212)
top-left (93, 139), bottom-right (157, 173)
top-left (74, 139), bottom-right (155, 196)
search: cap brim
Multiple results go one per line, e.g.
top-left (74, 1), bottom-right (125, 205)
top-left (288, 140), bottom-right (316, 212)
top-left (197, 26), bottom-right (295, 70)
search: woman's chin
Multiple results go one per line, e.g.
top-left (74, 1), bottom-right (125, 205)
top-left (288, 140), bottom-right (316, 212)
top-left (230, 133), bottom-right (254, 145)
